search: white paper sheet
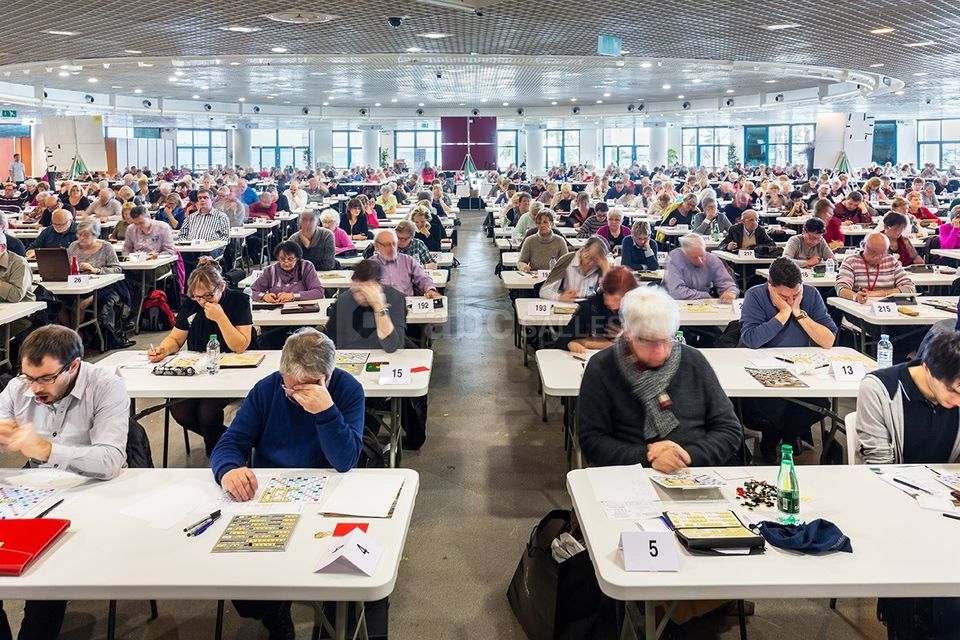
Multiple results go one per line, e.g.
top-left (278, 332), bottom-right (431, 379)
top-left (916, 494), bottom-right (957, 513)
top-left (120, 480), bottom-right (211, 529)
top-left (601, 502), bottom-right (662, 521)
top-left (716, 468), bottom-right (752, 481)
top-left (586, 464), bottom-right (659, 503)
top-left (5, 469), bottom-right (90, 490)
top-left (319, 474), bottom-right (405, 518)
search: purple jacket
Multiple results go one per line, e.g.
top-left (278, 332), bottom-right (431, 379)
top-left (251, 259), bottom-right (324, 301)
top-left (371, 252), bottom-right (436, 296)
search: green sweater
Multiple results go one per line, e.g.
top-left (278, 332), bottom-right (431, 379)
top-left (517, 233), bottom-right (568, 272)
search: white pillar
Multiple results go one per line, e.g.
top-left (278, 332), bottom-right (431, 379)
top-left (517, 128), bottom-right (528, 168)
top-left (524, 124), bottom-right (545, 177)
top-left (311, 123), bottom-right (333, 168)
top-left (359, 125), bottom-right (380, 167)
top-left (666, 125), bottom-right (682, 165)
top-left (580, 124), bottom-right (599, 168)
top-left (30, 124), bottom-right (46, 177)
top-left (897, 120), bottom-right (917, 166)
top-left (233, 128), bottom-right (252, 168)
top-left (649, 124), bottom-right (667, 166)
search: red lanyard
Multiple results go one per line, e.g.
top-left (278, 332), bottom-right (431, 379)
top-left (862, 261), bottom-right (881, 291)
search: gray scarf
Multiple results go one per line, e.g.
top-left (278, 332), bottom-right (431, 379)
top-left (613, 336), bottom-right (682, 441)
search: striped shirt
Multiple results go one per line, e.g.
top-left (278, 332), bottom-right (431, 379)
top-left (178, 207), bottom-right (230, 242)
top-left (835, 253), bottom-right (916, 295)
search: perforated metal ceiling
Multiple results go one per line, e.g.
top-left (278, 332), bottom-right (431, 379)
top-left (0, 0), bottom-right (955, 113)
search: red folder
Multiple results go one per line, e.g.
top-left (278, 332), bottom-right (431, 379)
top-left (0, 519), bottom-right (70, 576)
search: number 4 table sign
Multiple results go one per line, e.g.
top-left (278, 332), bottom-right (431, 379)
top-left (620, 531), bottom-right (679, 572)
top-left (314, 528), bottom-right (383, 576)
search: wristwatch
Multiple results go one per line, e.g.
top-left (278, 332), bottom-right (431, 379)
top-left (375, 304), bottom-right (391, 317)
top-left (794, 310), bottom-right (808, 320)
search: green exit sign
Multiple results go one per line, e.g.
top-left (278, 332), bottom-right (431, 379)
top-left (0, 110), bottom-right (16, 118)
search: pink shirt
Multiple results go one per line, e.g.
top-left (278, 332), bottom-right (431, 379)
top-left (332, 226), bottom-right (356, 255)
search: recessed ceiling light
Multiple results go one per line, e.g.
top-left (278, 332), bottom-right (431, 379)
top-left (895, 90), bottom-right (905, 95)
top-left (88, 77), bottom-right (98, 83)
top-left (620, 49), bottom-right (630, 54)
top-left (138, 62), bottom-right (153, 68)
top-left (640, 62), bottom-right (652, 68)
top-left (327, 96), bottom-right (335, 100)
top-left (726, 89), bottom-right (735, 94)
top-left (905, 41), bottom-right (935, 47)
top-left (692, 78), bottom-right (703, 84)
top-left (764, 23), bottom-right (800, 30)
top-left (322, 101), bottom-right (329, 106)
top-left (418, 102), bottom-right (425, 107)
top-left (192, 94), bottom-right (200, 99)
top-left (570, 97), bottom-right (577, 102)
top-left (229, 62), bottom-right (240, 66)
top-left (111, 85), bottom-right (122, 89)
top-left (551, 101), bottom-right (557, 105)
top-left (271, 47), bottom-right (288, 53)
top-left (390, 98), bottom-right (398, 103)
top-left (374, 102), bottom-right (381, 106)
top-left (480, 98), bottom-right (487, 103)
top-left (58, 71), bottom-right (69, 77)
top-left (502, 101), bottom-right (509, 106)
top-left (418, 33), bottom-right (449, 39)
top-left (221, 26), bottom-right (259, 33)
top-left (405, 47), bottom-right (422, 53)
top-left (914, 72), bottom-right (928, 76)
top-left (596, 100), bottom-right (603, 104)
top-left (238, 97), bottom-right (245, 102)
top-left (201, 85), bottom-right (209, 90)
top-left (173, 70), bottom-right (185, 76)
top-left (134, 88), bottom-right (143, 94)
top-left (124, 49), bottom-right (142, 54)
top-left (603, 92), bottom-right (611, 97)
top-left (764, 79), bottom-right (777, 83)
top-left (44, 30), bottom-right (79, 36)
top-left (870, 27), bottom-right (895, 34)
top-left (870, 63), bottom-right (885, 68)
top-left (168, 76), bottom-right (177, 82)
top-left (662, 84), bottom-right (671, 90)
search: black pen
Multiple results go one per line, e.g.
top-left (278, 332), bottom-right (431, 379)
top-left (943, 513), bottom-right (960, 522)
top-left (186, 512), bottom-right (222, 536)
top-left (894, 477), bottom-right (932, 495)
top-left (35, 499), bottom-right (63, 519)
top-left (184, 510), bottom-right (221, 533)
top-left (775, 357), bottom-right (796, 364)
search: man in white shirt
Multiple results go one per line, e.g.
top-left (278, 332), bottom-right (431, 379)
top-left (283, 180), bottom-right (308, 213)
top-left (7, 153), bottom-right (25, 184)
top-left (84, 188), bottom-right (122, 220)
top-left (0, 325), bottom-right (129, 639)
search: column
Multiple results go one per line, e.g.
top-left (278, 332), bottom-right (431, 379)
top-left (579, 123), bottom-right (599, 168)
top-left (649, 124), bottom-right (667, 166)
top-left (30, 123), bottom-right (46, 177)
top-left (310, 123), bottom-right (333, 168)
top-left (359, 125), bottom-right (381, 167)
top-left (233, 128), bottom-right (252, 168)
top-left (666, 125), bottom-right (682, 165)
top-left (524, 124), bottom-right (545, 177)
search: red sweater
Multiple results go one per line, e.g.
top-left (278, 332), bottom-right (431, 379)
top-left (249, 202), bottom-right (277, 220)
top-left (823, 216), bottom-right (844, 244)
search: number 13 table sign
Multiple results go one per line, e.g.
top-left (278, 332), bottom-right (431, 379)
top-left (314, 528), bottom-right (383, 576)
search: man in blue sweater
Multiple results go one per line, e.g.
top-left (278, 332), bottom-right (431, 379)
top-left (739, 258), bottom-right (838, 461)
top-left (210, 327), bottom-right (364, 639)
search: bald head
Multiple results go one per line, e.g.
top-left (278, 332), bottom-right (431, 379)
top-left (51, 209), bottom-right (72, 228)
top-left (44, 194), bottom-right (59, 209)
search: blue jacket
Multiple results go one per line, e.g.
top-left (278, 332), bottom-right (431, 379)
top-left (210, 369), bottom-right (365, 483)
top-left (739, 283), bottom-right (837, 348)
top-left (241, 187), bottom-right (259, 206)
top-left (620, 236), bottom-right (659, 271)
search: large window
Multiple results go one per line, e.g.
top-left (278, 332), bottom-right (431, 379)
top-left (333, 130), bottom-right (362, 169)
top-left (681, 127), bottom-right (730, 167)
top-left (602, 127), bottom-right (650, 168)
top-left (918, 119), bottom-right (960, 168)
top-left (872, 121), bottom-right (897, 165)
top-left (743, 124), bottom-right (813, 167)
top-left (250, 129), bottom-right (310, 170)
top-left (545, 129), bottom-right (579, 170)
top-left (176, 129), bottom-right (227, 171)
top-left (394, 129), bottom-right (439, 169)
top-left (107, 126), bottom-right (161, 139)
top-left (497, 129), bottom-right (518, 168)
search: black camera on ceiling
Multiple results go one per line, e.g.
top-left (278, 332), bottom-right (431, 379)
top-left (416, 108), bottom-right (425, 116)
top-left (471, 108), bottom-right (480, 116)
top-left (627, 104), bottom-right (636, 112)
top-left (571, 106), bottom-right (581, 114)
top-left (141, 99), bottom-right (152, 108)
top-left (84, 94), bottom-right (94, 103)
top-left (681, 101), bottom-right (691, 110)
top-left (252, 105), bottom-right (261, 113)
top-left (203, 103), bottom-right (212, 111)
top-left (725, 98), bottom-right (735, 107)
top-left (359, 108), bottom-right (368, 116)
top-left (516, 107), bottom-right (524, 115)
top-left (302, 107), bottom-right (310, 115)
top-left (387, 16), bottom-right (404, 27)
top-left (774, 93), bottom-right (784, 103)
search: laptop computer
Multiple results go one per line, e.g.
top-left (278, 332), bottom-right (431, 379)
top-left (34, 248), bottom-right (71, 282)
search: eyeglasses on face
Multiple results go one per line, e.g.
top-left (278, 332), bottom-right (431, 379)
top-left (18, 361), bottom-right (71, 385)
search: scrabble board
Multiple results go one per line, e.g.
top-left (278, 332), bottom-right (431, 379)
top-left (258, 475), bottom-right (328, 504)
top-left (212, 514), bottom-right (300, 552)
top-left (0, 484), bottom-right (59, 519)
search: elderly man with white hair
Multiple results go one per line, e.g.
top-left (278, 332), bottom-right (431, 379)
top-left (85, 188), bottom-right (122, 220)
top-left (287, 209), bottom-right (336, 270)
top-left (370, 228), bottom-right (441, 298)
top-left (577, 285), bottom-right (742, 468)
top-left (664, 233), bottom-right (738, 302)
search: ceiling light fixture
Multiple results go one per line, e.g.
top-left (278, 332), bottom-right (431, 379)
top-left (764, 23), bottom-right (800, 30)
top-left (570, 97), bottom-right (577, 102)
top-left (221, 26), bottom-right (259, 33)
top-left (327, 95), bottom-right (335, 100)
top-left (870, 27), bottom-right (895, 34)
top-left (692, 78), bottom-right (703, 83)
top-left (596, 100), bottom-right (602, 104)
top-left (502, 102), bottom-right (509, 106)
top-left (405, 47), bottom-right (422, 52)
top-left (870, 63), bottom-right (884, 67)
top-left (913, 72), bottom-right (928, 76)
top-left (58, 71), bottom-right (69, 77)
top-left (726, 89), bottom-right (735, 94)
top-left (238, 97), bottom-right (245, 102)
top-left (417, 33), bottom-right (450, 39)
top-left (480, 98), bottom-right (487, 103)
top-left (168, 76), bottom-right (177, 82)
top-left (201, 85), bottom-right (209, 90)
top-left (322, 101), bottom-right (329, 106)
top-left (44, 29), bottom-right (79, 36)
top-left (271, 47), bottom-right (288, 53)
top-left (134, 88), bottom-right (143, 94)
top-left (640, 62), bottom-right (652, 68)
top-left (192, 94), bottom-right (200, 99)
top-left (124, 49), bottom-right (142, 54)
top-left (374, 102), bottom-right (381, 106)
top-left (905, 41), bottom-right (935, 47)
top-left (895, 90), bottom-right (904, 95)
top-left (661, 84), bottom-right (671, 89)
top-left (418, 102), bottom-right (425, 106)
top-left (390, 98), bottom-right (398, 103)
top-left (173, 70), bottom-right (185, 76)
top-left (603, 92), bottom-right (611, 97)
top-left (88, 77), bottom-right (98, 83)
top-left (138, 62), bottom-right (153, 67)
top-left (551, 101), bottom-right (557, 105)
top-left (677, 94), bottom-right (684, 99)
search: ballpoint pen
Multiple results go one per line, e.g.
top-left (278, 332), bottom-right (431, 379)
top-left (190, 519), bottom-right (216, 537)
top-left (183, 510), bottom-right (221, 533)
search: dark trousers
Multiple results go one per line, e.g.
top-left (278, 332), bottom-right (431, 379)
top-left (0, 600), bottom-right (67, 640)
top-left (741, 397), bottom-right (829, 442)
top-left (170, 398), bottom-right (231, 456)
top-left (232, 600), bottom-right (288, 621)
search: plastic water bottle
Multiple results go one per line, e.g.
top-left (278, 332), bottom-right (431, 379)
top-left (825, 257), bottom-right (835, 276)
top-left (549, 256), bottom-right (557, 269)
top-left (711, 221), bottom-right (720, 242)
top-left (675, 330), bottom-right (686, 345)
top-left (877, 334), bottom-right (894, 369)
top-left (205, 334), bottom-right (221, 375)
top-left (777, 444), bottom-right (800, 524)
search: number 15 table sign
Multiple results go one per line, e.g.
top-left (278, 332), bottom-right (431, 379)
top-left (379, 365), bottom-right (410, 385)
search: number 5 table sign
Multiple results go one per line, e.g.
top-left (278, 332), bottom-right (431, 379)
top-left (619, 531), bottom-right (680, 572)
top-left (314, 528), bottom-right (383, 576)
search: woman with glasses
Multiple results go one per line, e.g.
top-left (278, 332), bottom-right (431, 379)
top-left (147, 260), bottom-right (253, 455)
top-left (250, 241), bottom-right (324, 304)
top-left (157, 193), bottom-right (186, 229)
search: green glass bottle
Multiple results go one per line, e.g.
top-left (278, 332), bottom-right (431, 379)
top-left (776, 444), bottom-right (800, 524)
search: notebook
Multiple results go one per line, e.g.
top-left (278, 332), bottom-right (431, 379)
top-left (0, 518), bottom-right (70, 576)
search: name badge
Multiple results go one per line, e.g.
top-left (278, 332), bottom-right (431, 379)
top-left (67, 274), bottom-right (89, 286)
top-left (530, 301), bottom-right (553, 316)
top-left (739, 250), bottom-right (756, 259)
top-left (379, 365), bottom-right (410, 385)
top-left (833, 361), bottom-right (866, 382)
top-left (620, 531), bottom-right (680, 572)
top-left (869, 300), bottom-right (898, 317)
top-left (410, 299), bottom-right (433, 314)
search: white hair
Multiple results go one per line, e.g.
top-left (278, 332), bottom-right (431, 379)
top-left (679, 233), bottom-right (706, 251)
top-left (279, 328), bottom-right (336, 380)
top-left (606, 208), bottom-right (624, 221)
top-left (620, 286), bottom-right (679, 340)
top-left (318, 210), bottom-right (339, 226)
top-left (374, 227), bottom-right (397, 244)
top-left (380, 185), bottom-right (391, 195)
